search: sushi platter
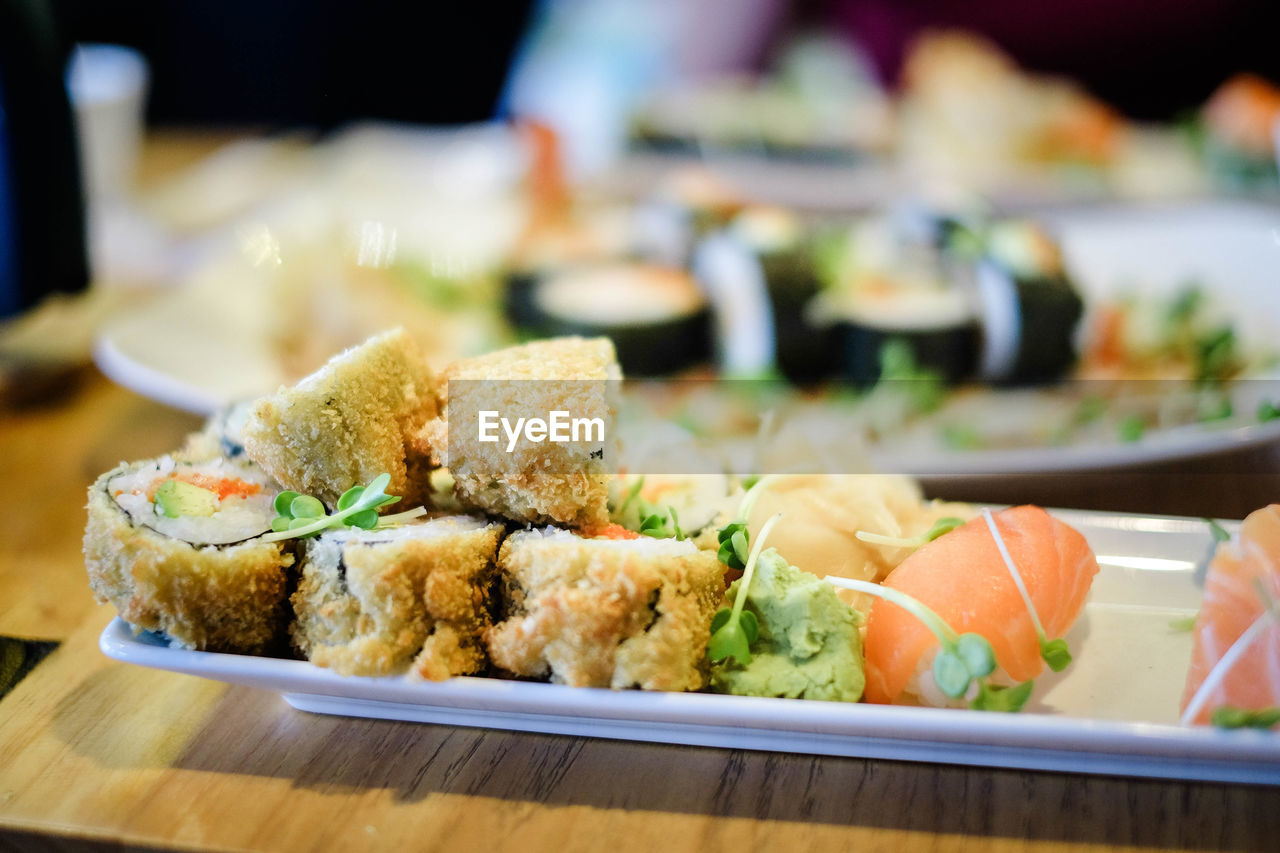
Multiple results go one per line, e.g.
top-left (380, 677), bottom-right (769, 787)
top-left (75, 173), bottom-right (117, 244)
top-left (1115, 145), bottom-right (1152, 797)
top-left (100, 508), bottom-right (1280, 786)
top-left (96, 195), bottom-right (1280, 476)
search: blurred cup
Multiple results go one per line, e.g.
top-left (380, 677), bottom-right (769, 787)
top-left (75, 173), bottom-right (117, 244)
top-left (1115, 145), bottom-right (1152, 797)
top-left (65, 43), bottom-right (149, 202)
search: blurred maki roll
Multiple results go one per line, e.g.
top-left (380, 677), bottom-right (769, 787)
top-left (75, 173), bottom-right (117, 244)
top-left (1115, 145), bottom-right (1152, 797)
top-left (891, 193), bottom-right (992, 259)
top-left (729, 206), bottom-right (834, 384)
top-left (812, 274), bottom-right (979, 387)
top-left (83, 455), bottom-right (293, 653)
top-left (516, 262), bottom-right (712, 376)
top-left (974, 220), bottom-right (1084, 384)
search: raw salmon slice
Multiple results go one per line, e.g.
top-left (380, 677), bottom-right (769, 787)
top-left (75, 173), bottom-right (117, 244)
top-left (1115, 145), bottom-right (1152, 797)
top-left (1180, 504), bottom-right (1280, 725)
top-left (864, 505), bottom-right (1099, 705)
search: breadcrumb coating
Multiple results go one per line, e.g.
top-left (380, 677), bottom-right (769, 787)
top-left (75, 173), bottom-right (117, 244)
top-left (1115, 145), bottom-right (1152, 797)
top-left (290, 517), bottom-right (503, 678)
top-left (487, 530), bottom-right (725, 690)
top-left (414, 337), bottom-right (619, 529)
top-left (241, 327), bottom-right (440, 510)
top-left (83, 464), bottom-right (293, 654)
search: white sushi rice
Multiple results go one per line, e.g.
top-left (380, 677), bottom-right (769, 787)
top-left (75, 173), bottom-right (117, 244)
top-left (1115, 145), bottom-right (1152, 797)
top-left (308, 515), bottom-right (496, 562)
top-left (108, 456), bottom-right (278, 546)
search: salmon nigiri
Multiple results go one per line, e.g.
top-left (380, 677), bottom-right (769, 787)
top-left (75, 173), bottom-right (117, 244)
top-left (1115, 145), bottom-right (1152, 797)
top-left (863, 505), bottom-right (1099, 705)
top-left (1180, 504), bottom-right (1280, 726)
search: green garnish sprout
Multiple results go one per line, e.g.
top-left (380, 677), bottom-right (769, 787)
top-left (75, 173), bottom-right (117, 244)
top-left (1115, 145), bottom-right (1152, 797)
top-left (822, 575), bottom-right (1031, 711)
top-left (1117, 414), bottom-right (1146, 443)
top-left (1210, 706), bottom-right (1280, 730)
top-left (876, 339), bottom-right (945, 415)
top-left (614, 477), bottom-right (645, 517)
top-left (706, 475), bottom-right (782, 665)
top-left (639, 506), bottom-right (684, 540)
top-left (982, 508), bottom-right (1073, 672)
top-left (855, 516), bottom-right (965, 551)
top-left (1206, 518), bottom-right (1231, 543)
top-left (262, 473), bottom-right (427, 542)
top-left (707, 513), bottom-right (782, 666)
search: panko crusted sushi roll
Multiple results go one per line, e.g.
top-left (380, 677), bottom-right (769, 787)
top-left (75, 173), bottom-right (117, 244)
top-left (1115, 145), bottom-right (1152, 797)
top-left (291, 515), bottom-right (503, 679)
top-left (241, 327), bottom-right (440, 511)
top-left (415, 336), bottom-right (620, 529)
top-left (84, 456), bottom-right (293, 653)
top-left (487, 528), bottom-right (724, 691)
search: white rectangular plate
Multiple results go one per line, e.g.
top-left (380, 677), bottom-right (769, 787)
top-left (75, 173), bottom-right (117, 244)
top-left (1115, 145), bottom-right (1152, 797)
top-left (99, 509), bottom-right (1280, 785)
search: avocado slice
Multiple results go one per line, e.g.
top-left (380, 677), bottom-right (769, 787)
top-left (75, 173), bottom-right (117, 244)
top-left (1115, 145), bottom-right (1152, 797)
top-left (154, 479), bottom-right (218, 518)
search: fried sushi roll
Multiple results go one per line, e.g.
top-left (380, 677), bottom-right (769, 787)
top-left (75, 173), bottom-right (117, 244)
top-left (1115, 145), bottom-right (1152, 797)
top-left (487, 529), bottom-right (725, 691)
top-left (241, 327), bottom-right (440, 511)
top-left (84, 456), bottom-right (293, 653)
top-left (415, 337), bottom-right (619, 529)
top-left (291, 516), bottom-right (503, 679)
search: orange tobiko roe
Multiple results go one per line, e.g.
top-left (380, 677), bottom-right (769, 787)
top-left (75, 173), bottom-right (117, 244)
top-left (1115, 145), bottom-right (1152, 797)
top-left (588, 523), bottom-right (641, 540)
top-left (144, 473), bottom-right (262, 501)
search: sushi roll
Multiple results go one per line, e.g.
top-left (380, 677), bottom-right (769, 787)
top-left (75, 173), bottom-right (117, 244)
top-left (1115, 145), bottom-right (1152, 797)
top-left (414, 336), bottom-right (620, 530)
top-left (812, 278), bottom-right (980, 386)
top-left (240, 327), bottom-right (440, 511)
top-left (513, 262), bottom-right (712, 377)
top-left (728, 206), bottom-right (835, 384)
top-left (83, 455), bottom-right (293, 653)
top-left (486, 528), bottom-right (725, 691)
top-left (973, 220), bottom-right (1084, 384)
top-left (291, 515), bottom-right (504, 679)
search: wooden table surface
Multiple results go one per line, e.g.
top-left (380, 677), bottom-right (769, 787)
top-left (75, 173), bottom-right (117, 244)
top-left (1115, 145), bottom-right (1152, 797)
top-left (1, 131), bottom-right (1279, 852)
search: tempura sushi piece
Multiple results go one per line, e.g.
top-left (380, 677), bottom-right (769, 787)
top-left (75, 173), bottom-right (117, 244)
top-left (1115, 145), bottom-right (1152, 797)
top-left (84, 456), bottom-right (293, 653)
top-left (487, 528), bottom-right (724, 690)
top-left (241, 327), bottom-right (439, 510)
top-left (863, 505), bottom-right (1098, 705)
top-left (291, 515), bottom-right (503, 678)
top-left (1180, 505), bottom-right (1280, 726)
top-left (414, 336), bottom-right (619, 529)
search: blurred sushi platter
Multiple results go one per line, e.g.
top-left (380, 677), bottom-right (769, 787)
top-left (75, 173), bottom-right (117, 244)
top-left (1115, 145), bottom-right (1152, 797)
top-left (89, 28), bottom-right (1280, 476)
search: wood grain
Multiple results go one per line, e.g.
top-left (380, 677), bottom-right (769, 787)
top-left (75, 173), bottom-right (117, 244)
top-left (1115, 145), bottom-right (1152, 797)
top-left (0, 371), bottom-right (201, 639)
top-left (2, 607), bottom-right (1279, 853)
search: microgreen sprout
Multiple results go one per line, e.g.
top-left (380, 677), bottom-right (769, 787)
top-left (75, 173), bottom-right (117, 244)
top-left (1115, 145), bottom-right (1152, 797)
top-left (713, 475), bottom-right (780, 570)
top-left (876, 339), bottom-right (946, 415)
top-left (614, 477), bottom-right (645, 517)
top-left (706, 476), bottom-right (782, 665)
top-left (823, 575), bottom-right (1030, 711)
top-left (262, 473), bottom-right (426, 542)
top-left (981, 508), bottom-right (1073, 672)
top-left (708, 513), bottom-right (783, 666)
top-left (639, 506), bottom-right (684, 540)
top-left (1209, 706), bottom-right (1280, 730)
top-left (1205, 518), bottom-right (1231, 543)
top-left (1117, 414), bottom-right (1146, 443)
top-left (855, 516), bottom-right (965, 551)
